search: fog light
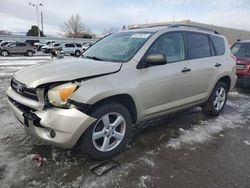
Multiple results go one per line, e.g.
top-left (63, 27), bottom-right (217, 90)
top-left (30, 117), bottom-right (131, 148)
top-left (49, 129), bottom-right (56, 138)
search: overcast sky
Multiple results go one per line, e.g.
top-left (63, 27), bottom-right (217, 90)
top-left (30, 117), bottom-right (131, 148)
top-left (0, 0), bottom-right (250, 36)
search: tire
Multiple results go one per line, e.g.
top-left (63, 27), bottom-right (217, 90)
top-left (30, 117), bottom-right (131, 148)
top-left (1, 50), bottom-right (9, 56)
top-left (202, 82), bottom-right (228, 116)
top-left (26, 50), bottom-right (34, 57)
top-left (79, 103), bottom-right (133, 160)
top-left (75, 50), bottom-right (81, 57)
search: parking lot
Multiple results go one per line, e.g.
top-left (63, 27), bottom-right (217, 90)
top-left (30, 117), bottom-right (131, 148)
top-left (1, 56), bottom-right (250, 188)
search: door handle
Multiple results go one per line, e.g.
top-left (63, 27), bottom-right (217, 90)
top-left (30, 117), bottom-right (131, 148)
top-left (182, 67), bottom-right (191, 73)
top-left (215, 63), bottom-right (222, 68)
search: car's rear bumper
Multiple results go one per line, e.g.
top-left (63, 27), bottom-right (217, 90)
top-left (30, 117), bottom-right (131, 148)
top-left (6, 96), bottom-right (96, 148)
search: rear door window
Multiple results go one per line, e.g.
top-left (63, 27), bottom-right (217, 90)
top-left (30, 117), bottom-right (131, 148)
top-left (185, 32), bottom-right (211, 59)
top-left (65, 43), bottom-right (75, 48)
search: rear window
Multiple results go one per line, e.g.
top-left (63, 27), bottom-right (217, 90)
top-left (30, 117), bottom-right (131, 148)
top-left (231, 43), bottom-right (250, 57)
top-left (185, 32), bottom-right (211, 59)
top-left (210, 35), bottom-right (225, 55)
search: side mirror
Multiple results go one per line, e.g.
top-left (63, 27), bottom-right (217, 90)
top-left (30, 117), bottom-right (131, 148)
top-left (145, 53), bottom-right (167, 66)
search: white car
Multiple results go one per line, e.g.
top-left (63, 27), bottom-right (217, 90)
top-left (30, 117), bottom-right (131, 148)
top-left (41, 41), bottom-right (57, 53)
top-left (60, 43), bottom-right (84, 57)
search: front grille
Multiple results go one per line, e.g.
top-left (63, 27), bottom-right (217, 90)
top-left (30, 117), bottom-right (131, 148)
top-left (11, 78), bottom-right (38, 101)
top-left (8, 97), bottom-right (34, 112)
top-left (236, 64), bottom-right (246, 70)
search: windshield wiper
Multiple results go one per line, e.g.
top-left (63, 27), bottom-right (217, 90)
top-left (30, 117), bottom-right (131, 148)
top-left (84, 55), bottom-right (103, 61)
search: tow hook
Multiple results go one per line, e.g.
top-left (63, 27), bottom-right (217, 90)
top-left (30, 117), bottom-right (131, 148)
top-left (23, 112), bottom-right (41, 127)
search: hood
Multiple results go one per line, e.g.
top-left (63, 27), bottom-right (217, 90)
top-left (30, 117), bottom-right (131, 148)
top-left (14, 58), bottom-right (122, 88)
top-left (235, 56), bottom-right (250, 65)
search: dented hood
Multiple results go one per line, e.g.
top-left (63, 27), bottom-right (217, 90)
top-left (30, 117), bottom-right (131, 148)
top-left (14, 57), bottom-right (122, 88)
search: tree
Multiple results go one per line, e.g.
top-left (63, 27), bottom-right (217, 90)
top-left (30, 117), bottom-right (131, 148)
top-left (26, 25), bottom-right (45, 37)
top-left (61, 14), bottom-right (91, 38)
top-left (0, 30), bottom-right (11, 35)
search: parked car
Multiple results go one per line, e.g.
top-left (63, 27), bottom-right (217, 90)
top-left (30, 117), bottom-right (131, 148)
top-left (41, 41), bottom-right (57, 53)
top-left (6, 25), bottom-right (236, 160)
top-left (24, 39), bottom-right (43, 51)
top-left (45, 40), bottom-right (56, 46)
top-left (82, 42), bottom-right (92, 51)
top-left (60, 43), bottom-right (84, 56)
top-left (1, 42), bottom-right (36, 56)
top-left (231, 40), bottom-right (250, 88)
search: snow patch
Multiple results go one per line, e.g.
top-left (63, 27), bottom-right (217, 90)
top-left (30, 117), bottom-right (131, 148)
top-left (138, 175), bottom-right (152, 188)
top-left (139, 156), bottom-right (155, 168)
top-left (166, 113), bottom-right (243, 149)
top-left (243, 141), bottom-right (250, 145)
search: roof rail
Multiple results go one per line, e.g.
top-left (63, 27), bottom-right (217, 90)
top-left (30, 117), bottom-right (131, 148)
top-left (128, 24), bottom-right (170, 30)
top-left (169, 24), bottom-right (220, 34)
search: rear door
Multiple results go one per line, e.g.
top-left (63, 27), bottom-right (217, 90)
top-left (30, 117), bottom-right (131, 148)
top-left (15, 43), bottom-right (27, 53)
top-left (184, 32), bottom-right (221, 101)
top-left (64, 43), bottom-right (75, 54)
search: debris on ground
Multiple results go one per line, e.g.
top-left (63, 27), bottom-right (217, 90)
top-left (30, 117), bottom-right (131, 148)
top-left (91, 159), bottom-right (120, 176)
top-left (31, 154), bottom-right (44, 167)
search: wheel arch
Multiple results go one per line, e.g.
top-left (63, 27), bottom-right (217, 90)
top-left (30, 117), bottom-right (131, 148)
top-left (216, 75), bottom-right (231, 91)
top-left (88, 94), bottom-right (138, 124)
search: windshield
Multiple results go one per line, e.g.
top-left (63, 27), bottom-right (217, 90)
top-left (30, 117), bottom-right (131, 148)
top-left (231, 43), bottom-right (250, 57)
top-left (83, 32), bottom-right (153, 62)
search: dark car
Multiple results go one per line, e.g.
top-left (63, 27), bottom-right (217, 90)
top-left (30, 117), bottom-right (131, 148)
top-left (231, 40), bottom-right (250, 88)
top-left (0, 42), bottom-right (36, 56)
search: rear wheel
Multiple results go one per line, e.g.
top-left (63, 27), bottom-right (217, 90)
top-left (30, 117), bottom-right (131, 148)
top-left (75, 50), bottom-right (81, 57)
top-left (1, 50), bottom-right (9, 56)
top-left (79, 103), bottom-right (132, 160)
top-left (202, 82), bottom-right (228, 116)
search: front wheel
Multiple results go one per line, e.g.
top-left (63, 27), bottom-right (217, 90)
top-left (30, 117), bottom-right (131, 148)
top-left (79, 103), bottom-right (132, 160)
top-left (202, 82), bottom-right (228, 116)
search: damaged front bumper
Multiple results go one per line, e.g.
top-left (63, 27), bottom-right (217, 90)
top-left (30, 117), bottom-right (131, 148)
top-left (6, 88), bottom-right (96, 149)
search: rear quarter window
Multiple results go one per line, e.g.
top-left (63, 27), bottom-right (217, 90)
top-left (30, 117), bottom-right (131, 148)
top-left (210, 35), bottom-right (225, 55)
top-left (185, 32), bottom-right (211, 59)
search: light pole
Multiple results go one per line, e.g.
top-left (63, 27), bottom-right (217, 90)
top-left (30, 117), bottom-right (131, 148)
top-left (29, 2), bottom-right (43, 37)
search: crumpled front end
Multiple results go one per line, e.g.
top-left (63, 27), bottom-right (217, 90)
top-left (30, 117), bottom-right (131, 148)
top-left (6, 79), bottom-right (96, 148)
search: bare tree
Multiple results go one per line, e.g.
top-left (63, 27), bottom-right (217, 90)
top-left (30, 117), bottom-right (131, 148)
top-left (61, 14), bottom-right (91, 38)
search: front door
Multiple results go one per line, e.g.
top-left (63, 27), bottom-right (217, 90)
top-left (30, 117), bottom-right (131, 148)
top-left (137, 32), bottom-right (192, 117)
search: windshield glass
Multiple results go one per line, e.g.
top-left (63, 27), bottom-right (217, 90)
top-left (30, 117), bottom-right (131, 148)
top-left (231, 43), bottom-right (250, 57)
top-left (83, 32), bottom-right (153, 62)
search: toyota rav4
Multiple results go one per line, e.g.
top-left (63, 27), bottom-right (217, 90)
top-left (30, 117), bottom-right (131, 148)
top-left (6, 25), bottom-right (236, 160)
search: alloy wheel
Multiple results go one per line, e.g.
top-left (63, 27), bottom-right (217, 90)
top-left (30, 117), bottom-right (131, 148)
top-left (213, 87), bottom-right (226, 111)
top-left (92, 112), bottom-right (126, 152)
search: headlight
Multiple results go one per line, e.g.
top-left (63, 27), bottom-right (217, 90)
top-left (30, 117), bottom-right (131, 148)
top-left (48, 82), bottom-right (78, 107)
